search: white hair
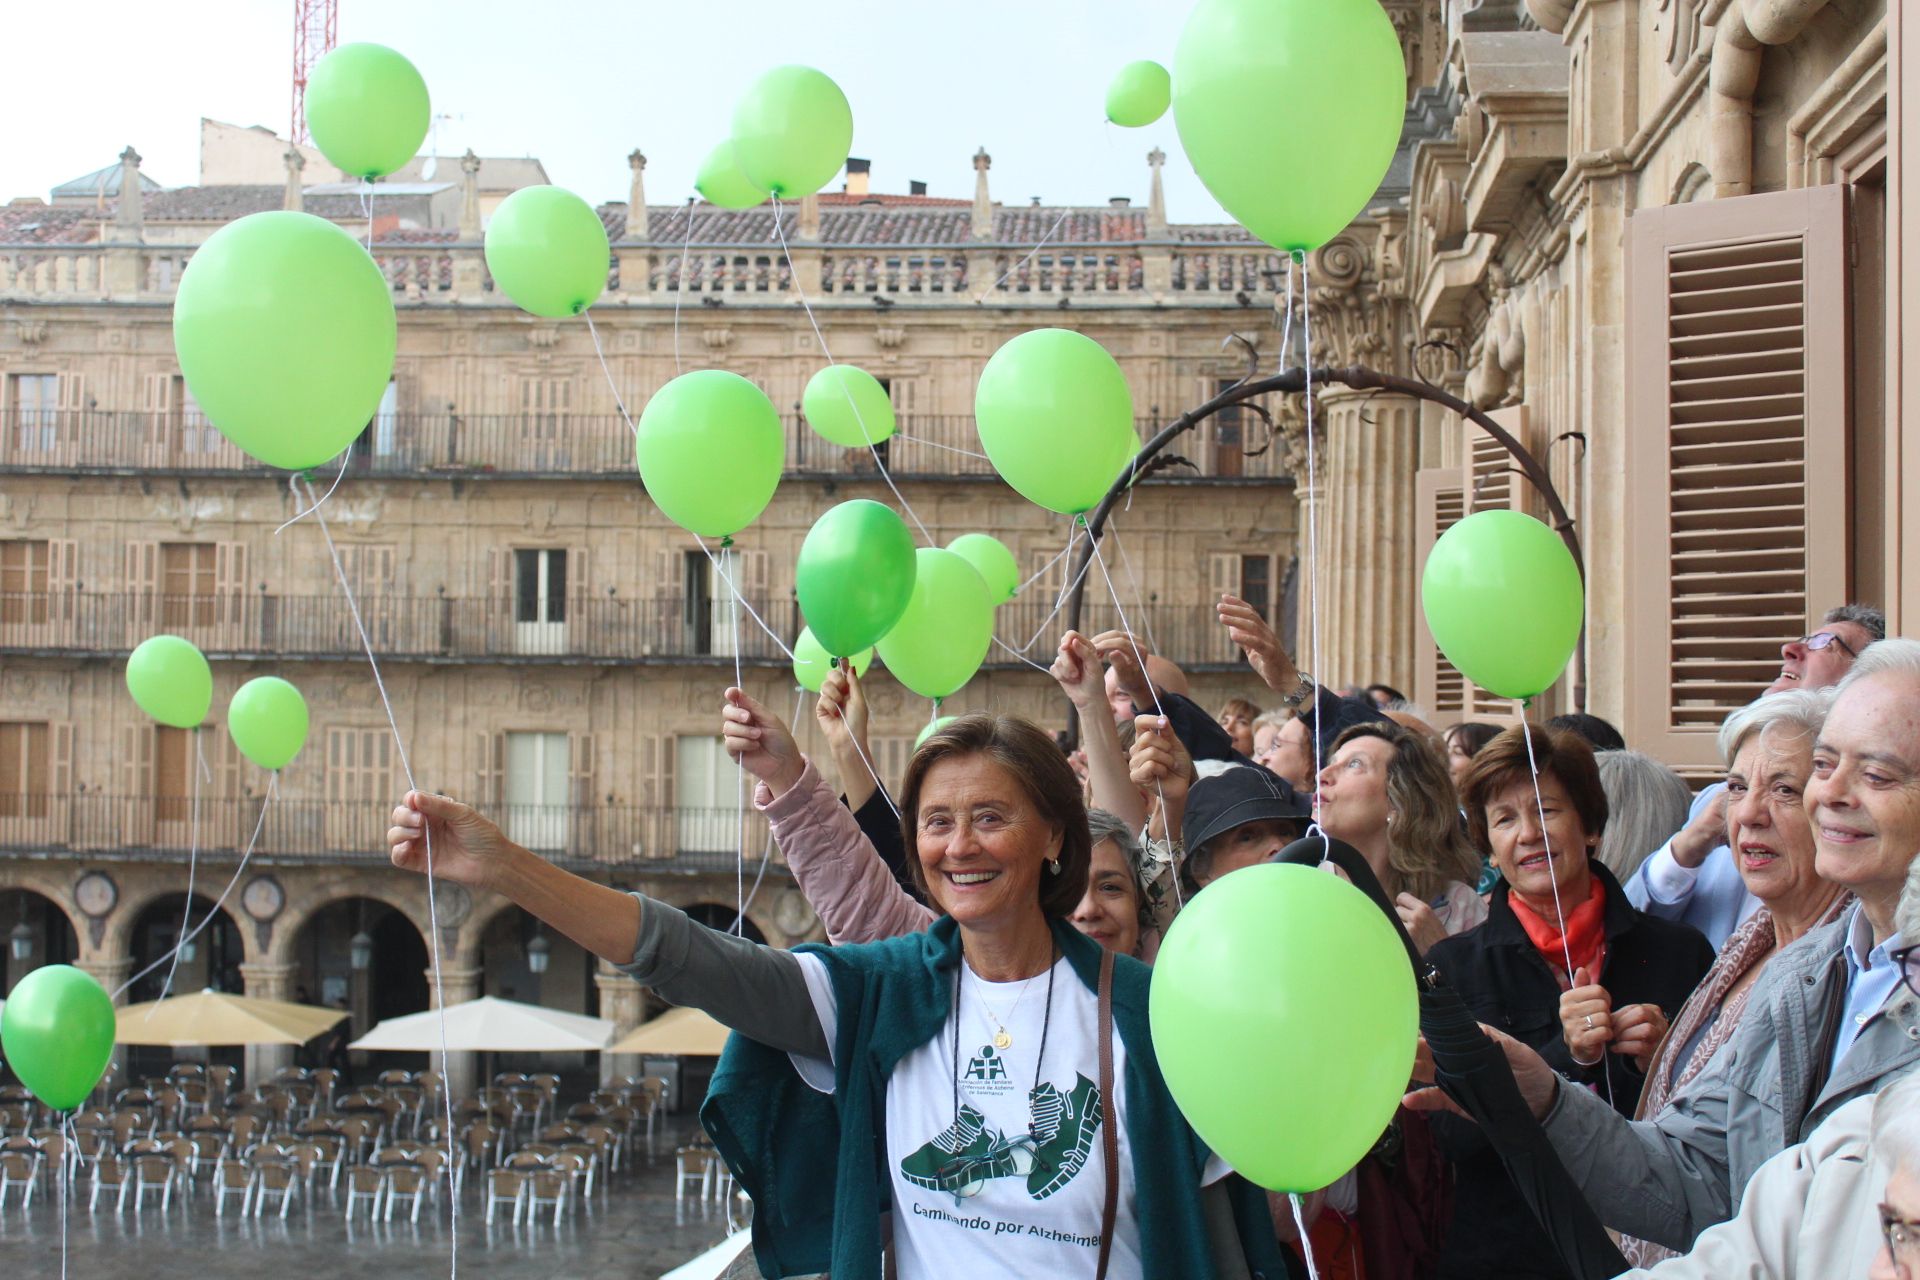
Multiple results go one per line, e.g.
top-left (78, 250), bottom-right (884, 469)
top-left (1717, 688), bottom-right (1832, 767)
top-left (1872, 1069), bottom-right (1920, 1170)
top-left (1594, 750), bottom-right (1692, 881)
top-left (1833, 636), bottom-right (1920, 697)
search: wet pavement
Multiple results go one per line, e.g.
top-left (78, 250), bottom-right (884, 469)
top-left (0, 1121), bottom-right (756, 1280)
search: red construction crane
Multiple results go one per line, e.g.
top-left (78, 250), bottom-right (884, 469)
top-left (290, 0), bottom-right (339, 146)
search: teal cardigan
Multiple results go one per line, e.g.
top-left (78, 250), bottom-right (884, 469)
top-left (699, 916), bottom-right (1296, 1280)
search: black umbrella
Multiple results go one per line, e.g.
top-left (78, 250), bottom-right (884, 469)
top-left (1273, 836), bottom-right (1628, 1280)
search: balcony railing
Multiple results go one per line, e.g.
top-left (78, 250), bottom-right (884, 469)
top-left (0, 592), bottom-right (1262, 670)
top-left (0, 409), bottom-right (1290, 481)
top-left (0, 795), bottom-right (777, 875)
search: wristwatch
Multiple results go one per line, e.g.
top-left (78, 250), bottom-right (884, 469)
top-left (1280, 672), bottom-right (1315, 708)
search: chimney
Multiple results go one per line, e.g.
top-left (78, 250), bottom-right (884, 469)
top-left (845, 157), bottom-right (871, 197)
top-left (909, 180), bottom-right (927, 197)
top-left (1109, 197), bottom-right (1130, 209)
top-left (114, 146), bottom-right (144, 235)
top-left (626, 149), bottom-right (649, 239)
top-left (1147, 147), bottom-right (1168, 236)
top-left (283, 148), bottom-right (305, 213)
top-left (972, 148), bottom-right (992, 240)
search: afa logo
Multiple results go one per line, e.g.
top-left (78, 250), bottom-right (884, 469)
top-left (964, 1045), bottom-right (1009, 1082)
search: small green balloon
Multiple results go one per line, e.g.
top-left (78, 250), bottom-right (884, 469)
top-left (1173, 0), bottom-right (1406, 252)
top-left (1150, 863), bottom-right (1417, 1192)
top-left (173, 211), bottom-right (397, 471)
top-left (1421, 510), bottom-right (1584, 700)
top-left (796, 500), bottom-right (918, 657)
top-left (731, 65), bottom-right (855, 198)
top-left (1106, 60), bottom-right (1172, 127)
top-left (483, 186), bottom-right (610, 318)
top-left (792, 627), bottom-right (874, 694)
top-left (975, 328), bottom-right (1138, 515)
top-left (946, 534), bottom-right (1020, 604)
top-left (227, 676), bottom-right (309, 772)
top-left (126, 635), bottom-right (212, 729)
top-left (305, 42), bottom-right (431, 180)
top-left (802, 365), bottom-right (896, 448)
top-left (0, 964), bottom-right (115, 1112)
top-left (876, 548), bottom-right (995, 701)
top-left (696, 141), bottom-right (769, 210)
top-left (635, 371), bottom-right (785, 539)
top-left (915, 715), bottom-right (959, 750)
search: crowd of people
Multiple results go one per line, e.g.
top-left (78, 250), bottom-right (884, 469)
top-left (381, 598), bottom-right (1920, 1280)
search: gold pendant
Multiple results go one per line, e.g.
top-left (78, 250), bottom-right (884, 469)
top-left (992, 1029), bottom-right (1012, 1050)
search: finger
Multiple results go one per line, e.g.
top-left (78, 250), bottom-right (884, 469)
top-left (1396, 893), bottom-right (1426, 911)
top-left (729, 688), bottom-right (773, 723)
top-left (409, 792), bottom-right (467, 822)
top-left (1400, 1088), bottom-right (1472, 1122)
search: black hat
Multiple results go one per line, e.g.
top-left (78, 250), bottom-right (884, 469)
top-left (1181, 764), bottom-right (1312, 855)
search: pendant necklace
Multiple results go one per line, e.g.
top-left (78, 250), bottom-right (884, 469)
top-left (953, 946), bottom-right (1056, 1126)
top-left (966, 956), bottom-right (1046, 1050)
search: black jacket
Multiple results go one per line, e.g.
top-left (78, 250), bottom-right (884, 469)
top-left (1425, 859), bottom-right (1713, 1280)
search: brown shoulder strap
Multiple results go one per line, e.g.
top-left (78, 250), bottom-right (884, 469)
top-left (1096, 948), bottom-right (1119, 1280)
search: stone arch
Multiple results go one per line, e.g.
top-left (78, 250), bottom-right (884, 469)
top-left (1670, 161), bottom-right (1713, 206)
top-left (455, 891), bottom-right (520, 965)
top-left (267, 874), bottom-right (431, 966)
top-left (105, 882), bottom-right (254, 968)
top-left (0, 867), bottom-right (92, 959)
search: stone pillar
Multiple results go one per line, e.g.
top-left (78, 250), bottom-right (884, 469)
top-left (1319, 390), bottom-right (1422, 692)
top-left (76, 955), bottom-right (133, 1095)
top-left (618, 149), bottom-right (651, 301)
top-left (454, 150), bottom-right (484, 301)
top-left (104, 145), bottom-right (143, 298)
top-left (282, 149), bottom-right (305, 213)
top-left (434, 964), bottom-right (483, 1100)
top-left (968, 148), bottom-right (996, 298)
top-left (594, 964), bottom-right (645, 1085)
top-left (1142, 148), bottom-right (1172, 299)
top-left (240, 961), bottom-right (298, 1087)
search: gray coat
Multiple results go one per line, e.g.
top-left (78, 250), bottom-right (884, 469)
top-left (1540, 910), bottom-right (1920, 1251)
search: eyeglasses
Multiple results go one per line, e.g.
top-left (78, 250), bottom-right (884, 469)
top-left (1881, 1204), bottom-right (1920, 1265)
top-left (1895, 943), bottom-right (1919, 1002)
top-left (1800, 630), bottom-right (1860, 658)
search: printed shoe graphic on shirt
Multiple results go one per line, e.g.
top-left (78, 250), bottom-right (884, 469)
top-left (1026, 1073), bottom-right (1102, 1200)
top-left (901, 1103), bottom-right (1036, 1201)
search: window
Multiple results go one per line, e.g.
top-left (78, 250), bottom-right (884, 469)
top-left (0, 722), bottom-right (48, 819)
top-left (161, 543), bottom-right (217, 628)
top-left (350, 380), bottom-right (398, 466)
top-left (0, 541), bottom-right (50, 626)
top-left (505, 731), bottom-right (570, 850)
top-left (153, 725), bottom-right (191, 824)
top-left (513, 549), bottom-right (567, 624)
top-left (675, 735), bottom-right (735, 854)
top-left (325, 729), bottom-right (393, 851)
top-left (1213, 378), bottom-right (1245, 477)
top-left (10, 374), bottom-right (57, 452)
top-left (1239, 554), bottom-right (1272, 621)
top-left (682, 549), bottom-right (714, 654)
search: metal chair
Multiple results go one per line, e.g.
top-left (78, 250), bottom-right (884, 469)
top-left (211, 1159), bottom-right (254, 1217)
top-left (483, 1168), bottom-right (527, 1226)
top-left (382, 1162), bottom-right (429, 1223)
top-left (249, 1155), bottom-right (301, 1218)
top-left (129, 1153), bottom-right (177, 1212)
top-left (89, 1154), bottom-right (130, 1213)
top-left (342, 1164), bottom-right (385, 1220)
top-left (524, 1167), bottom-right (570, 1226)
top-left (0, 1150), bottom-right (40, 1209)
top-left (673, 1146), bottom-right (715, 1203)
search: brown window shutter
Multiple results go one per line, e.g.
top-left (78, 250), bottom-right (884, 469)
top-left (1414, 468), bottom-right (1468, 718)
top-left (50, 721), bottom-right (72, 840)
top-left (121, 722), bottom-right (156, 844)
top-left (569, 545), bottom-right (591, 634)
top-left (1625, 185), bottom-right (1849, 769)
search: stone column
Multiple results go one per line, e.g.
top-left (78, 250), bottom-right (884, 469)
top-left (76, 955), bottom-right (133, 1095)
top-left (434, 964), bottom-right (483, 1100)
top-left (594, 964), bottom-right (645, 1085)
top-left (1142, 148), bottom-right (1172, 299)
top-left (241, 961), bottom-right (298, 1087)
top-left (1320, 390), bottom-right (1422, 692)
top-left (104, 146), bottom-right (144, 298)
top-left (618, 149), bottom-right (651, 301)
top-left (454, 150), bottom-right (484, 301)
top-left (967, 148), bottom-right (996, 299)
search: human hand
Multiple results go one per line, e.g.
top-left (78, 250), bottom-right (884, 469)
top-left (1395, 892), bottom-right (1448, 956)
top-left (815, 666), bottom-right (870, 751)
top-left (1558, 967), bottom-right (1614, 1065)
top-left (1671, 789), bottom-right (1730, 869)
top-left (1610, 1003), bottom-right (1671, 1073)
top-left (1217, 593), bottom-right (1296, 694)
top-left (1404, 1024), bottom-right (1560, 1121)
top-left (723, 687), bottom-right (806, 797)
top-left (1128, 716), bottom-right (1192, 808)
top-left (1050, 631), bottom-right (1107, 712)
top-left (387, 791), bottom-right (518, 892)
top-left (1092, 630), bottom-right (1154, 710)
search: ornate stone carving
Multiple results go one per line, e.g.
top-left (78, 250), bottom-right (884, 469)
top-left (874, 325), bottom-right (906, 350)
top-left (701, 327), bottom-right (734, 351)
top-left (1466, 267), bottom-right (1526, 409)
top-left (526, 324), bottom-right (560, 350)
top-left (16, 320), bottom-right (47, 345)
top-left (1657, 0), bottom-right (1709, 74)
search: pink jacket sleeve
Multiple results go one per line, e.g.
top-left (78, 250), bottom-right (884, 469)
top-left (756, 758), bottom-right (936, 944)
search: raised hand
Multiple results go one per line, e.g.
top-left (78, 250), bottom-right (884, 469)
top-left (1092, 629), bottom-right (1154, 710)
top-left (722, 687), bottom-right (806, 797)
top-left (1670, 788), bottom-right (1730, 869)
top-left (1050, 631), bottom-right (1107, 711)
top-left (1128, 715), bottom-right (1193, 809)
top-left (1558, 966), bottom-right (1614, 1066)
top-left (815, 666), bottom-right (879, 810)
top-left (1216, 593), bottom-right (1298, 694)
top-left (387, 791), bottom-right (517, 890)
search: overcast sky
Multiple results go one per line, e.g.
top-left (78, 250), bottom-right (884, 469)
top-left (0, 0), bottom-right (1240, 224)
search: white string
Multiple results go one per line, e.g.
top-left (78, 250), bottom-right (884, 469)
top-left (59, 1111), bottom-right (72, 1280)
top-left (730, 686), bottom-right (806, 936)
top-left (891, 433), bottom-right (992, 462)
top-left (274, 451), bottom-right (351, 535)
top-left (984, 206), bottom-right (1075, 293)
top-left (1277, 256), bottom-right (1297, 376)
top-left (1298, 250), bottom-right (1330, 864)
top-left (299, 473), bottom-right (460, 1275)
top-left (151, 727), bottom-right (206, 1011)
top-left (360, 180), bottom-right (374, 253)
top-left (583, 310), bottom-right (638, 437)
top-left (727, 544), bottom-right (746, 933)
top-left (840, 693), bottom-right (901, 822)
top-left (114, 772), bottom-right (277, 1001)
top-left (1085, 528), bottom-right (1176, 860)
top-left (696, 536), bottom-right (796, 661)
top-left (768, 194), bottom-right (935, 545)
top-left (674, 197), bottom-right (694, 376)
top-left (1289, 1193), bottom-right (1322, 1280)
top-left (1104, 520), bottom-right (1159, 655)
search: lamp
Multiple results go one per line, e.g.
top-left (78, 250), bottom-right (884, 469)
top-left (527, 929), bottom-right (550, 975)
top-left (350, 930), bottom-right (374, 972)
top-left (9, 919), bottom-right (32, 962)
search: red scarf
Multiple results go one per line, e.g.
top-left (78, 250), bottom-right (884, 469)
top-left (1508, 874), bottom-right (1607, 981)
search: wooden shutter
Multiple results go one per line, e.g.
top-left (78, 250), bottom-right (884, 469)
top-left (1625, 185), bottom-right (1849, 769)
top-left (48, 721), bottom-right (71, 841)
top-left (124, 540), bottom-right (158, 643)
top-left (140, 372), bottom-right (173, 468)
top-left (1415, 468), bottom-right (1523, 725)
top-left (650, 547), bottom-right (676, 656)
top-left (1463, 406), bottom-right (1540, 518)
top-left (214, 541), bottom-right (247, 648)
top-left (569, 545), bottom-right (591, 637)
top-left (120, 722), bottom-right (156, 843)
top-left (474, 731), bottom-right (504, 810)
top-left (46, 538), bottom-right (76, 642)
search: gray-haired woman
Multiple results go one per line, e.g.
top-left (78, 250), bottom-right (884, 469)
top-left (1593, 750), bottom-right (1694, 883)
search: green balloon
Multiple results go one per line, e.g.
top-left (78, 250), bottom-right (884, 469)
top-left (173, 211), bottom-right (396, 471)
top-left (792, 627), bottom-right (874, 694)
top-left (974, 328), bottom-right (1138, 515)
top-left (915, 715), bottom-right (959, 750)
top-left (802, 365), bottom-right (897, 448)
top-left (1421, 510), bottom-right (1584, 701)
top-left (635, 371), bottom-right (785, 539)
top-left (484, 185), bottom-right (610, 318)
top-left (731, 65), bottom-right (854, 198)
top-left (227, 676), bottom-right (310, 772)
top-left (0, 964), bottom-right (115, 1112)
top-left (305, 42), bottom-right (431, 180)
top-left (946, 534), bottom-right (1020, 604)
top-left (1150, 863), bottom-right (1417, 1192)
top-left (1106, 60), bottom-right (1172, 127)
top-left (696, 141), bottom-right (769, 210)
top-left (126, 635), bottom-right (212, 729)
top-left (876, 548), bottom-right (995, 701)
top-left (795, 500), bottom-right (918, 657)
top-left (1173, 0), bottom-right (1406, 252)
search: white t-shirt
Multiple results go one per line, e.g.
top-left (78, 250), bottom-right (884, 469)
top-left (791, 953), bottom-right (1144, 1279)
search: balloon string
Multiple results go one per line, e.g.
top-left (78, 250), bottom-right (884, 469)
top-left (1289, 1194), bottom-right (1321, 1280)
top-left (152, 727), bottom-right (206, 1012)
top-left (1296, 249), bottom-right (1330, 867)
top-left (841, 707), bottom-right (900, 822)
top-left (727, 544), bottom-right (746, 935)
top-left (360, 180), bottom-right (374, 254)
top-left (1104, 519), bottom-right (1159, 656)
top-left (985, 206), bottom-right (1074, 293)
top-left (674, 196), bottom-right (694, 376)
top-left (59, 1111), bottom-right (72, 1280)
top-left (1086, 525), bottom-right (1173, 848)
top-left (114, 773), bottom-right (277, 1001)
top-left (274, 451), bottom-right (351, 536)
top-left (729, 686), bottom-right (805, 936)
top-left (298, 473), bottom-right (461, 1274)
top-left (583, 310), bottom-right (638, 438)
top-left (768, 193), bottom-right (935, 546)
top-left (987, 518), bottom-right (1103, 672)
top-left (889, 432), bottom-right (992, 462)
top-left (694, 536), bottom-right (796, 661)
top-left (1277, 256), bottom-right (1297, 376)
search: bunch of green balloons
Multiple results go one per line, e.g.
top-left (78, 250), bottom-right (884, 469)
top-left (305, 43), bottom-right (431, 181)
top-left (1421, 510), bottom-right (1584, 700)
top-left (876, 548), bottom-right (995, 701)
top-left (228, 676), bottom-right (310, 772)
top-left (484, 186), bottom-right (611, 318)
top-left (635, 370), bottom-right (785, 539)
top-left (975, 328), bottom-right (1138, 515)
top-left (795, 500), bottom-right (918, 658)
top-left (126, 635), bottom-right (212, 729)
top-left (793, 628), bottom-right (874, 694)
top-left (1150, 863), bottom-right (1417, 1191)
top-left (0, 964), bottom-right (116, 1112)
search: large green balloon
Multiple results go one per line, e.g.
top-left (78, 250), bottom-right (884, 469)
top-left (1421, 510), bottom-right (1584, 700)
top-left (1106, 60), bottom-right (1172, 127)
top-left (1150, 863), bottom-right (1417, 1191)
top-left (795, 500), bottom-right (918, 657)
top-left (946, 534), bottom-right (1020, 604)
top-left (974, 329), bottom-right (1138, 515)
top-left (876, 548), bottom-right (995, 701)
top-left (173, 211), bottom-right (397, 471)
top-left (635, 371), bottom-right (784, 539)
top-left (305, 43), bottom-right (431, 180)
top-left (696, 141), bottom-right (769, 210)
top-left (227, 676), bottom-right (309, 772)
top-left (0, 964), bottom-right (115, 1112)
top-left (792, 627), bottom-right (874, 694)
top-left (802, 365), bottom-right (896, 448)
top-left (731, 65), bottom-right (854, 198)
top-left (126, 635), bottom-right (212, 729)
top-left (484, 186), bottom-right (610, 318)
top-left (1173, 0), bottom-right (1406, 252)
